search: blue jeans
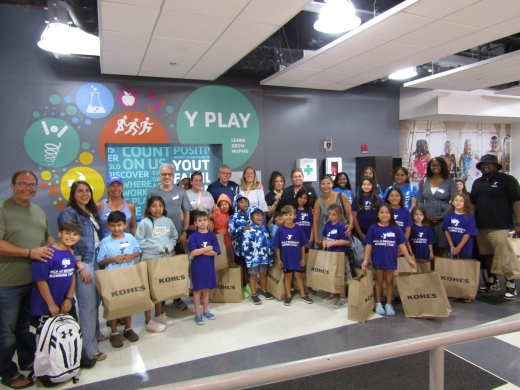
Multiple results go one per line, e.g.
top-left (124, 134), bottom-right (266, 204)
top-left (76, 263), bottom-right (103, 357)
top-left (0, 284), bottom-right (35, 381)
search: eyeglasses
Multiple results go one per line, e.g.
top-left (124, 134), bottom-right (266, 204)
top-left (160, 173), bottom-right (174, 177)
top-left (219, 171), bottom-right (232, 175)
top-left (16, 182), bottom-right (37, 188)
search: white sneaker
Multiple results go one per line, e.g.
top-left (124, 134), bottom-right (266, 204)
top-left (145, 319), bottom-right (166, 333)
top-left (155, 313), bottom-right (175, 326)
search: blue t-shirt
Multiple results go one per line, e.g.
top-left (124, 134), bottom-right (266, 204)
top-left (31, 248), bottom-right (75, 316)
top-left (188, 230), bottom-right (220, 290)
top-left (352, 195), bottom-right (383, 234)
top-left (295, 208), bottom-right (313, 244)
top-left (322, 220), bottom-right (350, 253)
top-left (364, 224), bottom-right (407, 270)
top-left (97, 233), bottom-right (141, 269)
top-left (273, 224), bottom-right (308, 271)
top-left (383, 184), bottom-right (418, 210)
top-left (332, 188), bottom-right (353, 204)
top-left (410, 224), bottom-right (436, 261)
top-left (392, 207), bottom-right (413, 235)
top-left (442, 212), bottom-right (477, 259)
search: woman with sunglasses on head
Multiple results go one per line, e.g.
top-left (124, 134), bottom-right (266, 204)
top-left (279, 168), bottom-right (318, 210)
top-left (239, 166), bottom-right (268, 212)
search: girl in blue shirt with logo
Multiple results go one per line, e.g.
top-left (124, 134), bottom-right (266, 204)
top-left (352, 177), bottom-right (383, 240)
top-left (409, 206), bottom-right (435, 262)
top-left (383, 167), bottom-right (418, 211)
top-left (362, 204), bottom-right (415, 316)
top-left (293, 189), bottom-right (314, 248)
top-left (385, 188), bottom-right (413, 239)
top-left (442, 193), bottom-right (477, 259)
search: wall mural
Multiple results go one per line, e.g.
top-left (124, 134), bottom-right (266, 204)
top-left (22, 83), bottom-right (260, 215)
top-left (399, 121), bottom-right (511, 191)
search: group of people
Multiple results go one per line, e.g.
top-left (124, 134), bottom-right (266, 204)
top-left (1, 153), bottom-right (519, 388)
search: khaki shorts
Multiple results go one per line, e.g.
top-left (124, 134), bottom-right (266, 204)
top-left (477, 229), bottom-right (511, 255)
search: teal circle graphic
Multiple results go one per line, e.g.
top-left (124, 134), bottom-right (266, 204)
top-left (24, 118), bottom-right (80, 168)
top-left (32, 111), bottom-right (40, 118)
top-left (49, 94), bottom-right (61, 105)
top-left (82, 142), bottom-right (91, 149)
top-left (177, 86), bottom-right (260, 169)
top-left (166, 105), bottom-right (174, 113)
top-left (66, 105), bottom-right (77, 115)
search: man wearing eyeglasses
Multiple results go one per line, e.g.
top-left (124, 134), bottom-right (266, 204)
top-left (146, 164), bottom-right (192, 311)
top-left (0, 170), bottom-right (55, 388)
top-left (207, 164), bottom-right (239, 203)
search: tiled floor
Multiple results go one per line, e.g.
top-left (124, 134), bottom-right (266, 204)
top-left (3, 289), bottom-right (520, 389)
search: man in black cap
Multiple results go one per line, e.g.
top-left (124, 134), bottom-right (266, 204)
top-left (471, 154), bottom-right (520, 299)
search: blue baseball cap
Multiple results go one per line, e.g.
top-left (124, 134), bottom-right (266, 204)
top-left (106, 176), bottom-right (123, 186)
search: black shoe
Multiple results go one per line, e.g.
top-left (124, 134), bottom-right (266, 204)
top-left (250, 294), bottom-right (262, 305)
top-left (284, 296), bottom-right (292, 306)
top-left (261, 290), bottom-right (274, 300)
top-left (504, 281), bottom-right (517, 300)
top-left (479, 277), bottom-right (499, 293)
top-left (80, 356), bottom-right (96, 369)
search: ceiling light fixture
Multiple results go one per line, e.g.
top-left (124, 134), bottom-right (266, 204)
top-left (314, 0), bottom-right (361, 34)
top-left (388, 67), bottom-right (418, 80)
top-left (38, 23), bottom-right (100, 56)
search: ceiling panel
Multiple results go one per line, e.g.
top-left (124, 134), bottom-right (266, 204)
top-left (146, 37), bottom-right (212, 59)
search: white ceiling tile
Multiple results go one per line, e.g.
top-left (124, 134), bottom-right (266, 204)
top-left (300, 55), bottom-right (348, 71)
top-left (360, 42), bottom-right (427, 64)
top-left (155, 11), bottom-right (230, 41)
top-left (162, 0), bottom-right (248, 19)
top-left (395, 20), bottom-right (479, 47)
top-left (217, 21), bottom-right (278, 46)
top-left (238, 0), bottom-right (309, 25)
top-left (434, 29), bottom-right (511, 52)
top-left (442, 0), bottom-right (520, 29)
top-left (403, 0), bottom-right (480, 19)
top-left (291, 80), bottom-right (332, 89)
top-left (102, 0), bottom-right (162, 8)
top-left (141, 55), bottom-right (196, 72)
top-left (323, 83), bottom-right (356, 91)
top-left (488, 15), bottom-right (520, 34)
top-left (100, 31), bottom-right (150, 52)
top-left (306, 71), bottom-right (354, 83)
top-left (186, 58), bottom-right (237, 79)
top-left (323, 36), bottom-right (385, 59)
top-left (100, 2), bottom-right (159, 35)
top-left (261, 78), bottom-right (298, 87)
top-left (100, 50), bottom-right (143, 74)
top-left (146, 37), bottom-right (212, 59)
top-left (358, 12), bottom-right (434, 41)
top-left (202, 43), bottom-right (254, 63)
top-left (328, 58), bottom-right (380, 74)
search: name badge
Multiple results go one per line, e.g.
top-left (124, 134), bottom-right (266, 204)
top-left (172, 195), bottom-right (179, 200)
top-left (437, 188), bottom-right (445, 193)
top-left (120, 242), bottom-right (130, 248)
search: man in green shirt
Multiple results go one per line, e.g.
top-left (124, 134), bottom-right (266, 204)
top-left (0, 170), bottom-right (54, 389)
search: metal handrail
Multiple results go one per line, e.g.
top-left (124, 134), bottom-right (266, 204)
top-left (152, 317), bottom-right (520, 390)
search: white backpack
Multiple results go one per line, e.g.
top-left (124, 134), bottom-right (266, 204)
top-left (33, 314), bottom-right (82, 386)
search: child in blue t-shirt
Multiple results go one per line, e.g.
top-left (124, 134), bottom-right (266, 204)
top-left (273, 205), bottom-right (313, 306)
top-left (352, 177), bottom-right (383, 240)
top-left (97, 211), bottom-right (141, 348)
top-left (383, 167), bottom-right (418, 211)
top-left (293, 189), bottom-right (314, 248)
top-left (188, 211), bottom-right (220, 325)
top-left (409, 206), bottom-right (435, 261)
top-left (30, 220), bottom-right (82, 335)
top-left (362, 204), bottom-right (415, 316)
top-left (322, 203), bottom-right (350, 309)
top-left (442, 194), bottom-right (477, 259)
top-left (385, 187), bottom-right (413, 239)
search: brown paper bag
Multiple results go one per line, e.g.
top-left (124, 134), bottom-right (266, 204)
top-left (396, 271), bottom-right (451, 318)
top-left (214, 233), bottom-right (229, 271)
top-left (348, 270), bottom-right (375, 323)
top-left (210, 264), bottom-right (243, 303)
top-left (266, 265), bottom-right (286, 300)
top-left (147, 254), bottom-right (189, 303)
top-left (95, 262), bottom-right (154, 320)
top-left (306, 249), bottom-right (345, 293)
top-left (434, 257), bottom-right (480, 299)
top-left (491, 237), bottom-right (520, 280)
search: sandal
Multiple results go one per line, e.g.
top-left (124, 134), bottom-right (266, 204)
top-left (97, 335), bottom-right (108, 342)
top-left (1, 373), bottom-right (33, 389)
top-left (90, 351), bottom-right (107, 362)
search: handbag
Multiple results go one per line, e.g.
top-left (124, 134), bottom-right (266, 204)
top-left (209, 264), bottom-right (244, 303)
top-left (95, 262), bottom-right (154, 320)
top-left (347, 270), bottom-right (375, 323)
top-left (491, 237), bottom-right (520, 280)
top-left (349, 235), bottom-right (365, 268)
top-left (396, 271), bottom-right (451, 318)
top-left (434, 256), bottom-right (480, 299)
top-left (147, 254), bottom-right (190, 303)
top-left (306, 249), bottom-right (345, 293)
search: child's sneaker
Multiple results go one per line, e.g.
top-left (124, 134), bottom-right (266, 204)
top-left (155, 313), bottom-right (175, 326)
top-left (123, 328), bottom-right (139, 342)
top-left (194, 315), bottom-right (205, 325)
top-left (479, 277), bottom-right (500, 293)
top-left (250, 294), bottom-right (262, 305)
top-left (333, 297), bottom-right (348, 309)
top-left (110, 332), bottom-right (123, 348)
top-left (174, 298), bottom-right (188, 311)
top-left (261, 290), bottom-right (274, 300)
top-left (300, 296), bottom-right (313, 304)
top-left (375, 303), bottom-right (385, 315)
top-left (145, 319), bottom-right (166, 333)
top-left (385, 304), bottom-right (396, 316)
top-left (284, 296), bottom-right (292, 306)
top-left (203, 311), bottom-right (216, 320)
top-left (504, 281), bottom-right (517, 300)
